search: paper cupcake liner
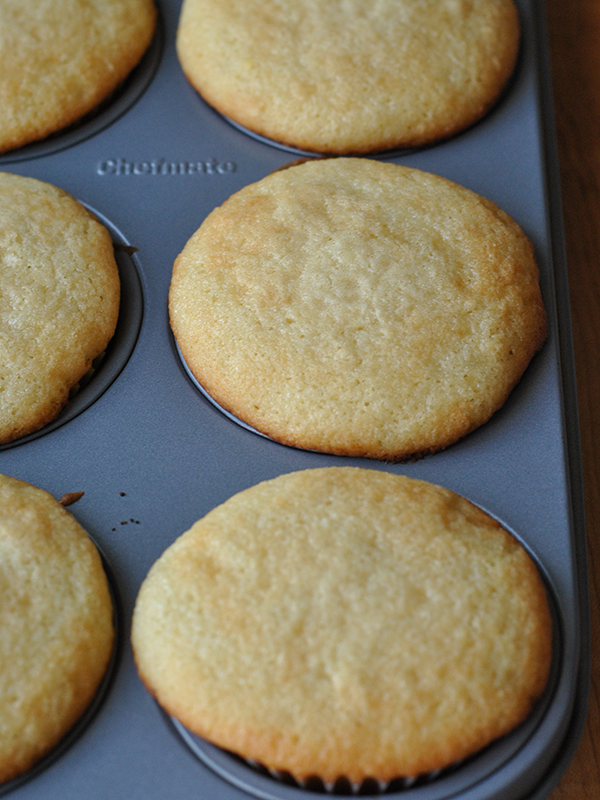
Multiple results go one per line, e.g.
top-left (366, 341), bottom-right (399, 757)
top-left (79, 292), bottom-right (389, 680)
top-left (242, 757), bottom-right (446, 795)
top-left (241, 759), bottom-right (442, 796)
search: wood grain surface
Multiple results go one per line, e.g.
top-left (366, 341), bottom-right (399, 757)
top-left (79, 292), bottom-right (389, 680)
top-left (545, 0), bottom-right (600, 796)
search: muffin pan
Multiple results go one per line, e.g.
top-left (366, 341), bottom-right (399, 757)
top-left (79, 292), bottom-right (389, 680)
top-left (0, 1), bottom-right (588, 799)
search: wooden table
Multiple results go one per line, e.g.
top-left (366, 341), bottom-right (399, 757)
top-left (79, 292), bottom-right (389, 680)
top-left (545, 1), bottom-right (600, 796)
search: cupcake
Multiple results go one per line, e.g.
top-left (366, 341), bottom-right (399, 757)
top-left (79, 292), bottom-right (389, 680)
top-left (170, 158), bottom-right (546, 461)
top-left (177, 0), bottom-right (520, 154)
top-left (0, 0), bottom-right (157, 154)
top-left (0, 172), bottom-right (120, 444)
top-left (0, 473), bottom-right (114, 784)
top-left (132, 467), bottom-right (552, 784)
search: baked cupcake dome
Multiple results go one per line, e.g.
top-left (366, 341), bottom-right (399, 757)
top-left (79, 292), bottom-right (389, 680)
top-left (0, 172), bottom-right (120, 445)
top-left (170, 158), bottom-right (546, 461)
top-left (132, 467), bottom-right (552, 783)
top-left (177, 0), bottom-right (520, 154)
top-left (0, 0), bottom-right (157, 154)
top-left (0, 474), bottom-right (114, 784)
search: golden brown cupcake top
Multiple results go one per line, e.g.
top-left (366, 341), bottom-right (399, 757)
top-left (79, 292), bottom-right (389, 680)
top-left (0, 172), bottom-right (120, 444)
top-left (0, 0), bottom-right (157, 154)
top-left (132, 467), bottom-right (552, 783)
top-left (0, 473), bottom-right (114, 784)
top-left (170, 158), bottom-right (546, 461)
top-left (177, 0), bottom-right (519, 153)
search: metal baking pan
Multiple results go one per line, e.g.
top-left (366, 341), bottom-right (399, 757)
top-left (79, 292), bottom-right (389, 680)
top-left (0, 1), bottom-right (589, 799)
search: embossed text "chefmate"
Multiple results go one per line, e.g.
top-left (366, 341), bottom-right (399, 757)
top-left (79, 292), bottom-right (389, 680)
top-left (96, 158), bottom-right (236, 176)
